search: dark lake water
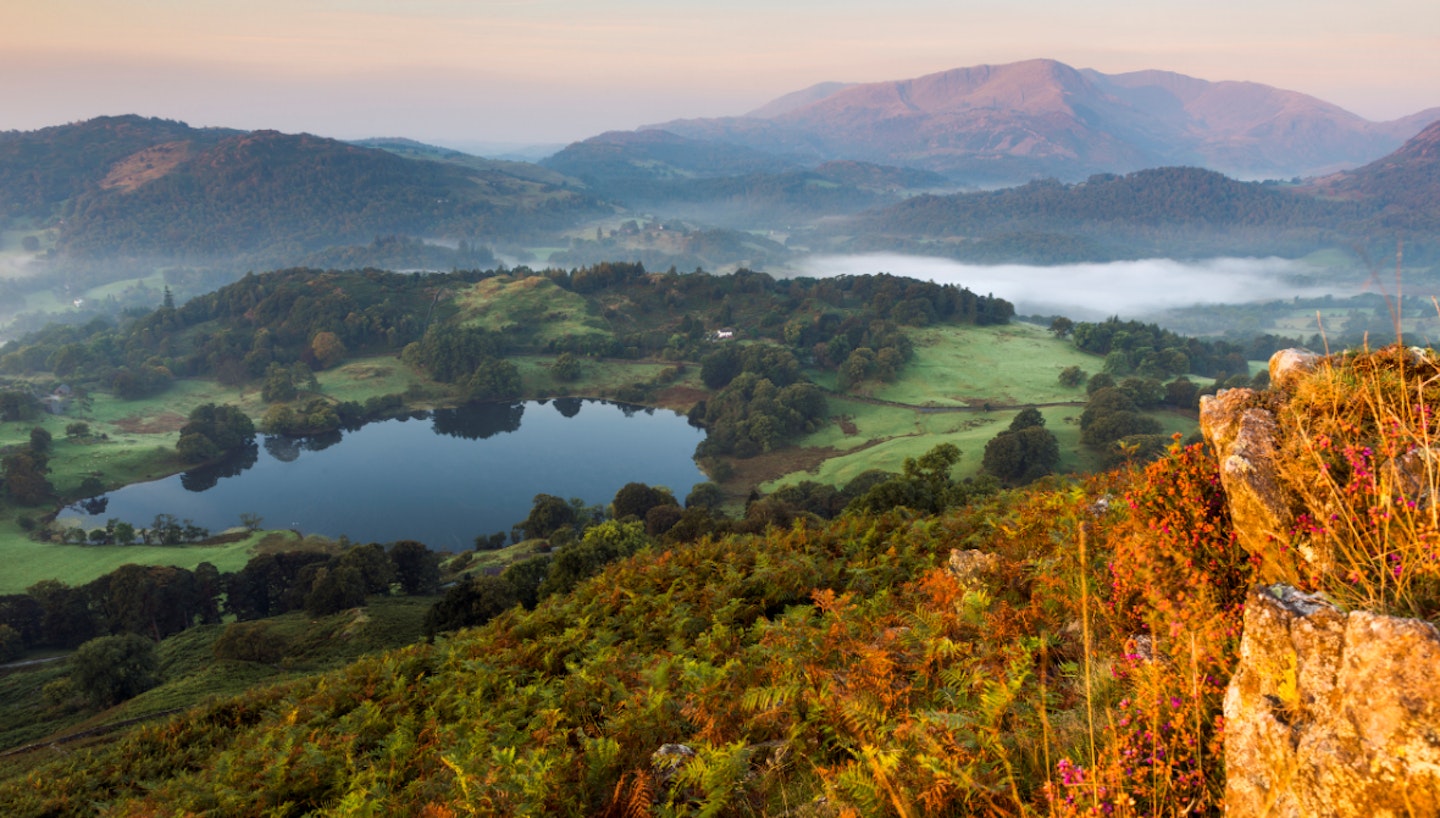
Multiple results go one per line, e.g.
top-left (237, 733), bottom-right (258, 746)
top-left (64, 399), bottom-right (708, 550)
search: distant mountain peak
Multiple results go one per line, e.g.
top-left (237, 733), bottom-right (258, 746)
top-left (641, 59), bottom-right (1440, 183)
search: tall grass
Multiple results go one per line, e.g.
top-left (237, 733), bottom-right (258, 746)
top-left (1278, 344), bottom-right (1440, 618)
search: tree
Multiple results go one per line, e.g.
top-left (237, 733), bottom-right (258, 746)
top-left (538, 521), bottom-right (649, 600)
top-left (310, 331), bottom-right (347, 369)
top-left (261, 362), bottom-right (298, 403)
top-left (1049, 316), bottom-right (1075, 338)
top-left (389, 541), bottom-right (441, 595)
top-left (28, 427), bottom-right (52, 454)
top-left (1009, 407), bottom-right (1045, 432)
top-left (520, 494), bottom-right (578, 540)
top-left (112, 521), bottom-right (137, 546)
top-left (423, 575), bottom-right (519, 636)
top-left (0, 624), bottom-right (23, 662)
top-left (1058, 366), bottom-right (1087, 388)
top-left (685, 482), bottom-right (725, 510)
top-left (1164, 377), bottom-right (1200, 409)
top-left (500, 556), bottom-right (552, 610)
top-left (0, 391), bottom-right (39, 422)
top-left (983, 425), bottom-right (1061, 484)
top-left (304, 565), bottom-right (367, 616)
top-left (611, 482), bottom-right (676, 522)
top-left (65, 421), bottom-right (91, 439)
top-left (337, 543), bottom-right (395, 594)
top-left (27, 580), bottom-right (97, 648)
top-left (463, 357), bottom-right (522, 401)
top-left (71, 633), bottom-right (159, 708)
top-left (552, 352), bottom-right (581, 382)
top-left (846, 443), bottom-right (984, 515)
top-left (177, 403), bottom-right (255, 462)
top-left (3, 449), bottom-right (54, 505)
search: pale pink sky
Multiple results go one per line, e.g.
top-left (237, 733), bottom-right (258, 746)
top-left (3, 0), bottom-right (1437, 147)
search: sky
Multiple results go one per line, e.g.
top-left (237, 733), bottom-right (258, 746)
top-left (3, 0), bottom-right (1438, 149)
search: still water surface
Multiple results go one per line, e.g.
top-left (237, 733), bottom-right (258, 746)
top-left (65, 399), bottom-right (707, 550)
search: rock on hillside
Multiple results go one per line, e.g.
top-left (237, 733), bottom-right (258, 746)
top-left (1226, 584), bottom-right (1440, 816)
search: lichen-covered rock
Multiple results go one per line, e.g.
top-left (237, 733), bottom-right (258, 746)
top-left (1382, 446), bottom-right (1440, 509)
top-left (1225, 585), bottom-right (1440, 817)
top-left (1268, 348), bottom-right (1321, 392)
top-left (1199, 389), bottom-right (1294, 567)
top-left (947, 548), bottom-right (1000, 591)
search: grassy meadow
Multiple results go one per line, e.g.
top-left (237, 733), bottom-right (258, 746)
top-left (767, 322), bottom-right (1202, 492)
top-left (857, 321), bottom-right (1103, 407)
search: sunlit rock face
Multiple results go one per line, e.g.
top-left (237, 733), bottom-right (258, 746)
top-left (1267, 348), bottom-right (1320, 392)
top-left (1199, 385), bottom-right (1293, 572)
top-left (1225, 584), bottom-right (1440, 817)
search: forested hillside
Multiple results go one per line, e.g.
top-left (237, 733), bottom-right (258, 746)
top-left (0, 117), bottom-right (602, 288)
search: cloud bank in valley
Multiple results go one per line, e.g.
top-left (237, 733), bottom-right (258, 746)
top-left (793, 254), bottom-right (1348, 319)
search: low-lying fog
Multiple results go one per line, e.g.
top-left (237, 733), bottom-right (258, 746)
top-left (793, 254), bottom-right (1351, 320)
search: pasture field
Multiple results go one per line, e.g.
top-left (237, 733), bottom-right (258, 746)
top-left (764, 400), bottom-right (1196, 493)
top-left (313, 357), bottom-right (435, 405)
top-left (0, 529), bottom-right (267, 596)
top-left (856, 321), bottom-right (1101, 407)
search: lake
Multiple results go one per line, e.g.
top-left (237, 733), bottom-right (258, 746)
top-left (63, 399), bottom-right (708, 550)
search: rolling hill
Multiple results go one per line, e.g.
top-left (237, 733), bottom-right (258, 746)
top-left (0, 116), bottom-right (602, 276)
top-left (540, 131), bottom-right (948, 227)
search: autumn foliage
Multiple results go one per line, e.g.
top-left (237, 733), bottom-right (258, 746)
top-left (49, 342), bottom-right (1440, 814)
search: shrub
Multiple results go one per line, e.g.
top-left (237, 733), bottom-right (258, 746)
top-left (72, 633), bottom-right (160, 708)
top-left (213, 621), bottom-right (289, 664)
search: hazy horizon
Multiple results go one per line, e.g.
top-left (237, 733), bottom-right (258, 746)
top-left (4, 1), bottom-right (1437, 146)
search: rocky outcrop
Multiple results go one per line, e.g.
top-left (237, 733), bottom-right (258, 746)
top-left (1225, 584), bottom-right (1440, 816)
top-left (1199, 386), bottom-right (1294, 569)
top-left (1267, 348), bottom-right (1320, 392)
top-left (947, 548), bottom-right (1000, 592)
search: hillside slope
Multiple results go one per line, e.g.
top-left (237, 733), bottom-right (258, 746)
top-left (4, 347), bottom-right (1439, 814)
top-left (0, 117), bottom-right (602, 275)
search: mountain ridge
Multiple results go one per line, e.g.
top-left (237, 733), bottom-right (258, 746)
top-left (640, 59), bottom-right (1440, 182)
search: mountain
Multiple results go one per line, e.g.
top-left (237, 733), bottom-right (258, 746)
top-left (0, 117), bottom-right (601, 276)
top-left (744, 80), bottom-right (856, 118)
top-left (642, 59), bottom-right (1440, 183)
top-left (1305, 119), bottom-right (1440, 229)
top-left (0, 115), bottom-right (241, 220)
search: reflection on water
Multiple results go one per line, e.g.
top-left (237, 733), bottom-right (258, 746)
top-left (65, 399), bottom-right (707, 550)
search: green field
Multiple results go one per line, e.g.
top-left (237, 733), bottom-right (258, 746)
top-left (764, 400), bottom-right (1196, 493)
top-left (855, 321), bottom-right (1104, 407)
top-left (764, 322), bottom-right (1200, 492)
top-left (454, 275), bottom-right (609, 345)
